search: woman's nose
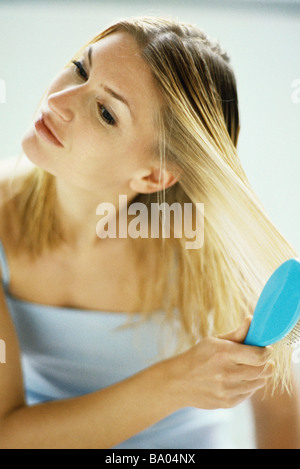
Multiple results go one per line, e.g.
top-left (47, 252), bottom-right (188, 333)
top-left (47, 88), bottom-right (76, 122)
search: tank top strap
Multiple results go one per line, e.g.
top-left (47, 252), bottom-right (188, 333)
top-left (0, 240), bottom-right (10, 292)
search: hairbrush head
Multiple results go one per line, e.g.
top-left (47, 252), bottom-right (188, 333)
top-left (244, 258), bottom-right (300, 347)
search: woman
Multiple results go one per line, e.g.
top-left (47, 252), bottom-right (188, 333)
top-left (0, 16), bottom-right (299, 449)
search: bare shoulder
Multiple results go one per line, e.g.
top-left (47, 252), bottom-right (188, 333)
top-left (0, 155), bottom-right (34, 189)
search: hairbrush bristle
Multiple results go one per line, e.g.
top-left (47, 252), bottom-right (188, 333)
top-left (266, 320), bottom-right (300, 396)
top-left (283, 320), bottom-right (300, 345)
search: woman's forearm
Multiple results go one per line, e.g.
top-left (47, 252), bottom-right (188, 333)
top-left (254, 412), bottom-right (300, 449)
top-left (251, 376), bottom-right (300, 449)
top-left (0, 361), bottom-right (178, 449)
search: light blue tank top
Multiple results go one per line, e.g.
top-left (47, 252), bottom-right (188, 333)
top-left (0, 240), bottom-right (234, 449)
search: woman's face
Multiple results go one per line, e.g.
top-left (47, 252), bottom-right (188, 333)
top-left (22, 32), bottom-right (161, 195)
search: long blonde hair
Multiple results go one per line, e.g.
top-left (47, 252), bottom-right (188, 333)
top-left (9, 16), bottom-right (298, 392)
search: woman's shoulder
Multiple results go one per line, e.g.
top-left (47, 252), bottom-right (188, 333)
top-left (0, 155), bottom-right (34, 184)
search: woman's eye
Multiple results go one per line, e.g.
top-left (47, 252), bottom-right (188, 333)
top-left (72, 60), bottom-right (116, 126)
top-left (99, 105), bottom-right (115, 126)
top-left (72, 60), bottom-right (88, 80)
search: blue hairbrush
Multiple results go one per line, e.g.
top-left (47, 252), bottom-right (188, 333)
top-left (244, 258), bottom-right (300, 347)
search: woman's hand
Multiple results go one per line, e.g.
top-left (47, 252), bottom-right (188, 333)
top-left (165, 317), bottom-right (273, 410)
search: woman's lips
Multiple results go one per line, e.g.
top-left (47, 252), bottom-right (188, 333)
top-left (34, 113), bottom-right (64, 147)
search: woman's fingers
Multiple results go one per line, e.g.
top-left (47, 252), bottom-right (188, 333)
top-left (225, 341), bottom-right (273, 367)
top-left (219, 316), bottom-right (252, 343)
top-left (231, 362), bottom-right (274, 381)
top-left (167, 320), bottom-right (275, 410)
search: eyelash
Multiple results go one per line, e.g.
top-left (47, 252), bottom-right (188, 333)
top-left (72, 60), bottom-right (116, 126)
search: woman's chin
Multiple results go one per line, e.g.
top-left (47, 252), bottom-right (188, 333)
top-left (21, 127), bottom-right (51, 171)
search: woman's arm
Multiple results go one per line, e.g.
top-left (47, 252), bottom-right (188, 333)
top-left (0, 279), bottom-right (176, 449)
top-left (0, 360), bottom-right (177, 449)
top-left (0, 281), bottom-right (272, 450)
top-left (251, 371), bottom-right (300, 449)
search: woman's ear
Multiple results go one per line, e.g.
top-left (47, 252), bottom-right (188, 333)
top-left (129, 167), bottom-right (179, 194)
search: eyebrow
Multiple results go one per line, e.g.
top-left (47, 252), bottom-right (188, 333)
top-left (87, 45), bottom-right (133, 120)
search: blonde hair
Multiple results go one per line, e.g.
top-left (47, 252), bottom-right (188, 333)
top-left (8, 16), bottom-right (298, 393)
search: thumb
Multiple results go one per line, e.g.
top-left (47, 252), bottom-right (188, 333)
top-left (219, 316), bottom-right (252, 343)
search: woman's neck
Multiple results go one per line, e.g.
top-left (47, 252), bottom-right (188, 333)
top-left (54, 176), bottom-right (137, 251)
